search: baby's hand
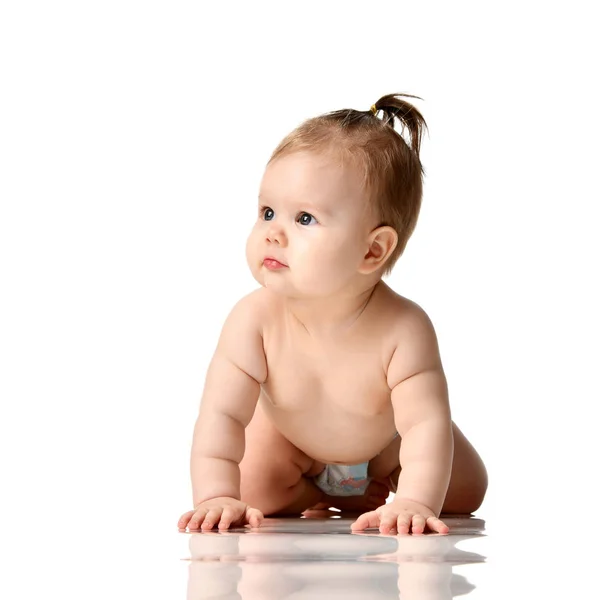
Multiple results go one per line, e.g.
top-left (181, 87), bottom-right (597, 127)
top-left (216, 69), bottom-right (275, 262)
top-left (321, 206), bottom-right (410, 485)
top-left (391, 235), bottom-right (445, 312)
top-left (178, 497), bottom-right (264, 531)
top-left (350, 498), bottom-right (449, 535)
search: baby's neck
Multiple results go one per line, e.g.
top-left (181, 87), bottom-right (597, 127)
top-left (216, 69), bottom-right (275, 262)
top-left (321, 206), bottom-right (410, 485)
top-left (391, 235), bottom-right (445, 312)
top-left (283, 281), bottom-right (382, 339)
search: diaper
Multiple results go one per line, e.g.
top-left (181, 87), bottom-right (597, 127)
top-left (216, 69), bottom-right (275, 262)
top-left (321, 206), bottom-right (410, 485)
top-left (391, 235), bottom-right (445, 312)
top-left (312, 461), bottom-right (371, 496)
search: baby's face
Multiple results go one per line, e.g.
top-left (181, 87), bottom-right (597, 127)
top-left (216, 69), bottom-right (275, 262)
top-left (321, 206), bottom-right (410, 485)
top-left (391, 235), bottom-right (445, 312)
top-left (246, 151), bottom-right (376, 297)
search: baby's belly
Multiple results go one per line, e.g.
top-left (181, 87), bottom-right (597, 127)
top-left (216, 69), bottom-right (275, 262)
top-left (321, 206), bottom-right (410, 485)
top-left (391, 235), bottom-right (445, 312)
top-left (258, 393), bottom-right (397, 464)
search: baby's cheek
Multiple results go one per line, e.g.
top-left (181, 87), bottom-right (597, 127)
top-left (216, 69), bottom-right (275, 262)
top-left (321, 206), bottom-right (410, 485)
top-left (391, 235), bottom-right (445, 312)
top-left (308, 251), bottom-right (357, 291)
top-left (244, 236), bottom-right (263, 282)
top-left (324, 243), bottom-right (360, 273)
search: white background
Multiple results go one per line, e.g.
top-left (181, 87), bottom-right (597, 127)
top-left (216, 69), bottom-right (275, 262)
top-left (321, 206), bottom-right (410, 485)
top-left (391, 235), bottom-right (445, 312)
top-left (1, 1), bottom-right (598, 598)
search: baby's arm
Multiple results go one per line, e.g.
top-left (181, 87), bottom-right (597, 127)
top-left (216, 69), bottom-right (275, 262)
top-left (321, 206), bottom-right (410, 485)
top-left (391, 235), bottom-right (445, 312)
top-left (190, 292), bottom-right (267, 508)
top-left (386, 304), bottom-right (453, 518)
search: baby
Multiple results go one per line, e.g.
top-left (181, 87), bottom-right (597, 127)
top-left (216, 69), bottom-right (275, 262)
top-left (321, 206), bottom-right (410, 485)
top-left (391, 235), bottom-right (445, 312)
top-left (178, 94), bottom-right (488, 535)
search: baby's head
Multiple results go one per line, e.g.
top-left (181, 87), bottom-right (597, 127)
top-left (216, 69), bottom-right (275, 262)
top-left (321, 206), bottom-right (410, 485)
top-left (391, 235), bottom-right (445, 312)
top-left (246, 93), bottom-right (427, 298)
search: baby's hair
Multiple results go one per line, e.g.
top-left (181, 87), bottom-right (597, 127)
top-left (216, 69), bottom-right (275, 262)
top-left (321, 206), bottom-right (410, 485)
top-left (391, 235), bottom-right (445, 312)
top-left (268, 93), bottom-right (428, 277)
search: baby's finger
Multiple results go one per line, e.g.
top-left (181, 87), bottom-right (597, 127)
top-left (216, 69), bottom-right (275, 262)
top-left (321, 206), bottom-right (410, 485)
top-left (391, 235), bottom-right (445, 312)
top-left (178, 510), bottom-right (195, 530)
top-left (395, 514), bottom-right (412, 534)
top-left (411, 514), bottom-right (427, 534)
top-left (350, 510), bottom-right (380, 531)
top-left (246, 508), bottom-right (264, 528)
top-left (201, 508), bottom-right (222, 530)
top-left (426, 516), bottom-right (450, 534)
top-left (188, 509), bottom-right (208, 530)
top-left (217, 507), bottom-right (235, 530)
top-left (379, 512), bottom-right (401, 533)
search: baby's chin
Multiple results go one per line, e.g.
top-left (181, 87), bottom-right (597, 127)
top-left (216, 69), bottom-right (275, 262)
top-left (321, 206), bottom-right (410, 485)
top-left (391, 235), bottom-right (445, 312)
top-left (253, 269), bottom-right (298, 295)
top-left (248, 260), bottom-right (337, 297)
top-left (248, 264), bottom-right (286, 291)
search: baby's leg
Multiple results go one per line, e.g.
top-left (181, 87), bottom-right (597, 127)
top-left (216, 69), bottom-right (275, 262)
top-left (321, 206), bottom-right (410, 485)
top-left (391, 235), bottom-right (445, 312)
top-left (368, 421), bottom-right (488, 514)
top-left (239, 402), bottom-right (327, 515)
top-left (441, 422), bottom-right (488, 513)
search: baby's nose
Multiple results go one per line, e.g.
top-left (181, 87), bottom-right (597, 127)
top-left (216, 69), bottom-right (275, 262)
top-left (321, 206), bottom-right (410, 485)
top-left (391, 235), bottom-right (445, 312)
top-left (266, 224), bottom-right (286, 244)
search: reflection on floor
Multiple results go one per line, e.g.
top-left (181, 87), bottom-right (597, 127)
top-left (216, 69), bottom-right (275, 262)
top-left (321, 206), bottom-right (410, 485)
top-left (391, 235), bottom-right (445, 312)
top-left (182, 510), bottom-right (486, 599)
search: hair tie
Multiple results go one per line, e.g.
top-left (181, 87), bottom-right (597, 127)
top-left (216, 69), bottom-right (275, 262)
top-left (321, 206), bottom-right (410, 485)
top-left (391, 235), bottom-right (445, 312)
top-left (370, 104), bottom-right (378, 115)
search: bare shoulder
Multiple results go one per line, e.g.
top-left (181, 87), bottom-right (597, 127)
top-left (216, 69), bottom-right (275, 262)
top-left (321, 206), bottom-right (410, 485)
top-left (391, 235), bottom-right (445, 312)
top-left (217, 287), bottom-right (270, 384)
top-left (383, 288), bottom-right (443, 390)
top-left (225, 286), bottom-right (276, 326)
top-left (233, 286), bottom-right (272, 323)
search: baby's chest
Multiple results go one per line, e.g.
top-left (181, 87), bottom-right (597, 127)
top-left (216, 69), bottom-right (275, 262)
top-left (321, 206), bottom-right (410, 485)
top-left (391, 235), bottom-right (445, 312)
top-left (262, 347), bottom-right (391, 416)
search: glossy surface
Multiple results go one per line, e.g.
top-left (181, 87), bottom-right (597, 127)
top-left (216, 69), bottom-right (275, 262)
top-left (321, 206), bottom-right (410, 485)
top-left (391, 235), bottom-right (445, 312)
top-left (4, 507), bottom-right (595, 600)
top-left (183, 512), bottom-right (486, 598)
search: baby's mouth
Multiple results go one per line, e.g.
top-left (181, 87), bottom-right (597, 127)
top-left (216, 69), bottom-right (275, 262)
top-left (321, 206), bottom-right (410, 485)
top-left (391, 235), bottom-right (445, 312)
top-left (263, 258), bottom-right (288, 269)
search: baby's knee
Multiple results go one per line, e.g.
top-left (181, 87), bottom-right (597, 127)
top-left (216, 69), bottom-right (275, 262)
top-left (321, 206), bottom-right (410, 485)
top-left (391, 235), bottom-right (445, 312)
top-left (240, 453), bottom-right (303, 494)
top-left (367, 453), bottom-right (401, 481)
top-left (240, 466), bottom-right (323, 516)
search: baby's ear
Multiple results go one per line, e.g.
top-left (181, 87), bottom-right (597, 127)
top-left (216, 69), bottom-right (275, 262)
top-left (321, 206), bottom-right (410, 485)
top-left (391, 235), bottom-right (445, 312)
top-left (358, 226), bottom-right (398, 275)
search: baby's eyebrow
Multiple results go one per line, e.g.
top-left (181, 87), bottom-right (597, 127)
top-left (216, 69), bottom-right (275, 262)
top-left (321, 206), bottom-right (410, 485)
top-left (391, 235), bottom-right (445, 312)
top-left (258, 196), bottom-right (332, 216)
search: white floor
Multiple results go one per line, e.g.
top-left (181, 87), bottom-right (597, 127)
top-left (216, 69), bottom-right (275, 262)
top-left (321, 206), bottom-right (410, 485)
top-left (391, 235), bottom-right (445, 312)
top-left (184, 512), bottom-right (487, 599)
top-left (2, 502), bottom-right (596, 600)
top-left (176, 506), bottom-right (596, 599)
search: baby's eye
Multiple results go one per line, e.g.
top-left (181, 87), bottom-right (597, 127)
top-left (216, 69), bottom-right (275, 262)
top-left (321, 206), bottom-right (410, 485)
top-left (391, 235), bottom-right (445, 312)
top-left (259, 206), bottom-right (318, 226)
top-left (261, 206), bottom-right (275, 221)
top-left (297, 212), bottom-right (317, 226)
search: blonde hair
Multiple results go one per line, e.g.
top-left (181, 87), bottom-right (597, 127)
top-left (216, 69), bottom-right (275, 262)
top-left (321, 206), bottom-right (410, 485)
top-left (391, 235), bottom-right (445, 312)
top-left (267, 93), bottom-right (428, 277)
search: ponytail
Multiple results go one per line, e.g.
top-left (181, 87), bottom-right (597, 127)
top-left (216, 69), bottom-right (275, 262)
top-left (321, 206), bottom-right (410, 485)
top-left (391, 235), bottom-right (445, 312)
top-left (369, 93), bottom-right (428, 159)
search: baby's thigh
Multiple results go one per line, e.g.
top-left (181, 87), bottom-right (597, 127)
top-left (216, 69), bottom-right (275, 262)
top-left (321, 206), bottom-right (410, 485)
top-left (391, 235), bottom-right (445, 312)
top-left (240, 402), bottom-right (323, 491)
